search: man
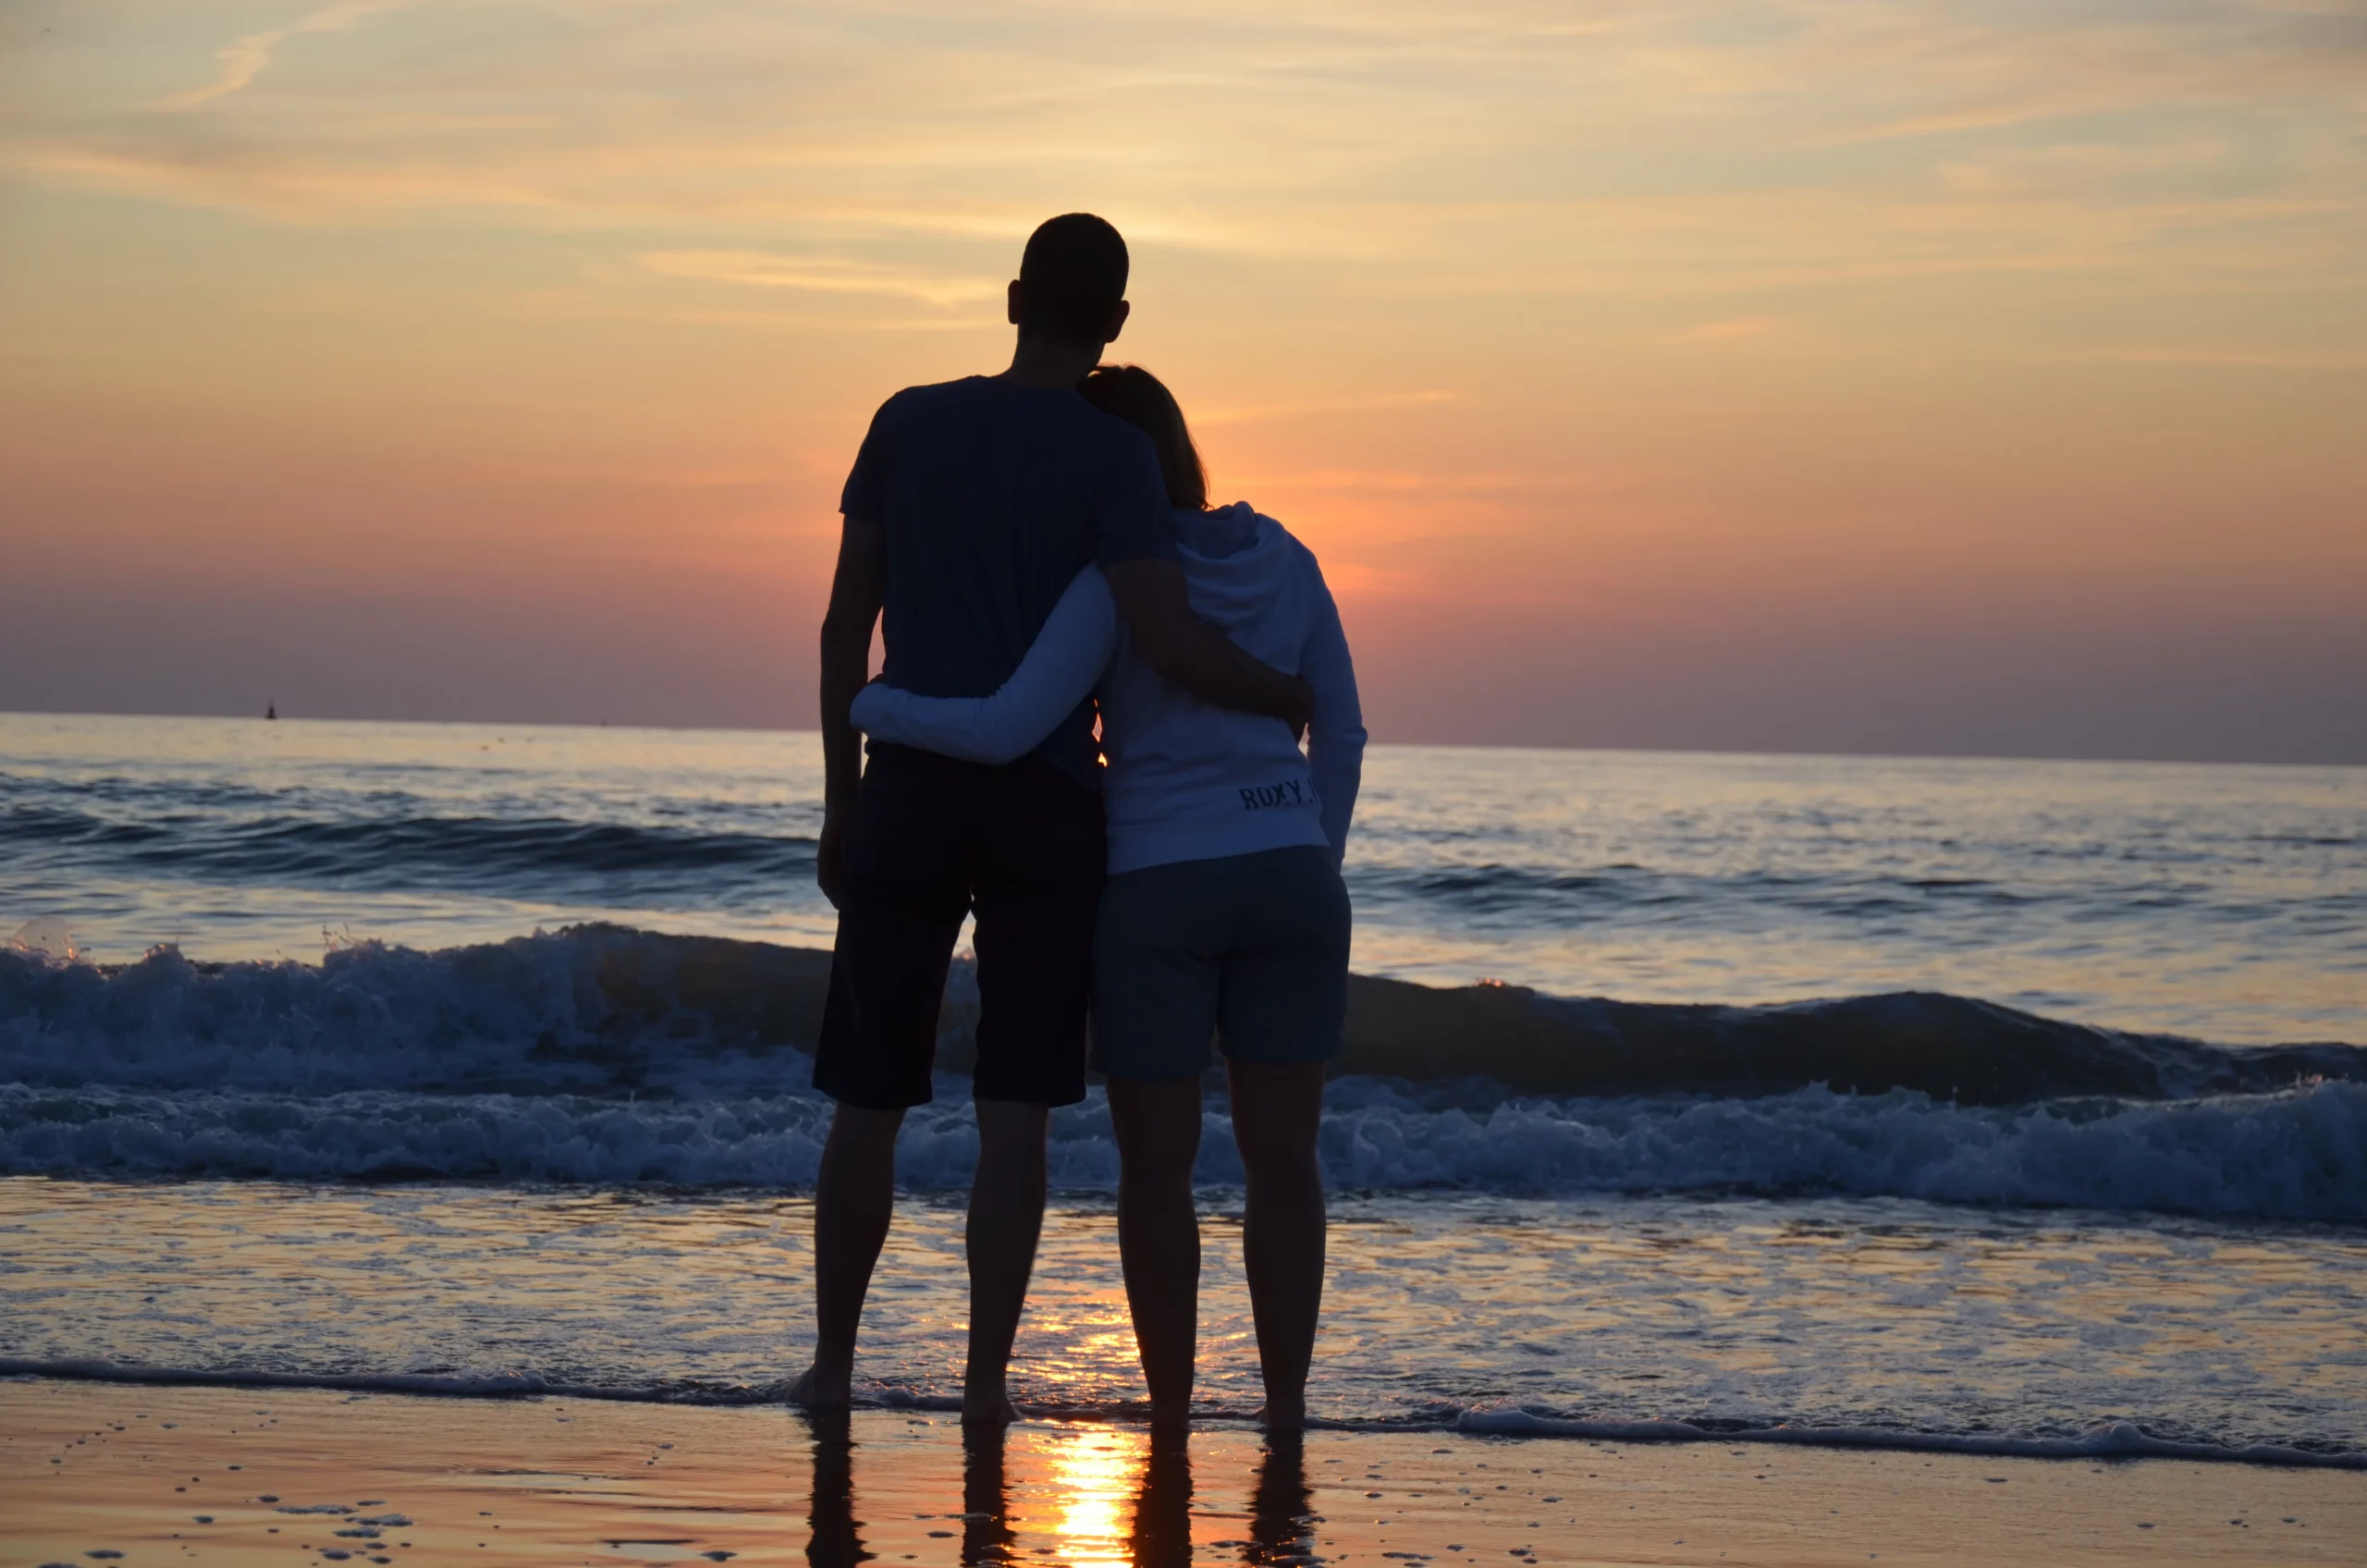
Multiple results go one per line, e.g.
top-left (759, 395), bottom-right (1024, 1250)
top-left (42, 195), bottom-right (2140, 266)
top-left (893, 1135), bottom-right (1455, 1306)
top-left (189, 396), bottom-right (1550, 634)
top-left (791, 214), bottom-right (1310, 1421)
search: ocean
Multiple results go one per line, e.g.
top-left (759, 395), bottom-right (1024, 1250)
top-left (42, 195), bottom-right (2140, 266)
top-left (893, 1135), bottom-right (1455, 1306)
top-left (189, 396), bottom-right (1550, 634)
top-left (2, 712), bottom-right (2361, 1466)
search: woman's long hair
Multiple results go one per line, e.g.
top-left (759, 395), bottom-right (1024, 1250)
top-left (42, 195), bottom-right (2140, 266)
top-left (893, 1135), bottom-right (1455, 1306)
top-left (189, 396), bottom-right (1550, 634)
top-left (1082, 363), bottom-right (1208, 510)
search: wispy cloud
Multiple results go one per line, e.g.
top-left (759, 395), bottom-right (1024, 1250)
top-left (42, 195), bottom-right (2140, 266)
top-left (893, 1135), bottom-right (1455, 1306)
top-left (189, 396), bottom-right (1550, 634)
top-left (0, 0), bottom-right (2344, 316)
top-left (1193, 389), bottom-right (1458, 428)
top-left (164, 1), bottom-right (390, 110)
top-left (2022, 344), bottom-right (2367, 372)
top-left (638, 251), bottom-right (1001, 308)
top-left (1675, 318), bottom-right (1780, 343)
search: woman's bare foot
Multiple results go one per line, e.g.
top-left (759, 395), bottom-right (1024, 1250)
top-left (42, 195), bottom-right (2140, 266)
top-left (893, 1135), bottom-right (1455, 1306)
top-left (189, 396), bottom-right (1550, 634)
top-left (960, 1390), bottom-right (1022, 1427)
top-left (1147, 1398), bottom-right (1192, 1432)
top-left (787, 1363), bottom-right (852, 1409)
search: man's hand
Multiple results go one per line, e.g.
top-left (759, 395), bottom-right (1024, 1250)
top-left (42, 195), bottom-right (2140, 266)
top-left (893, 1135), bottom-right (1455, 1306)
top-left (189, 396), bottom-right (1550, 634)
top-left (817, 807), bottom-right (852, 910)
top-left (1104, 558), bottom-right (1313, 725)
top-left (817, 514), bottom-right (887, 909)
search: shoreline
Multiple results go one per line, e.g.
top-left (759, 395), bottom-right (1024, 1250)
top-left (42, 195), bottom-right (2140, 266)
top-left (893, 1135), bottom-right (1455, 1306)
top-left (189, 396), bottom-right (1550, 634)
top-left (7, 1364), bottom-right (2361, 1474)
top-left (6, 1378), bottom-right (2360, 1567)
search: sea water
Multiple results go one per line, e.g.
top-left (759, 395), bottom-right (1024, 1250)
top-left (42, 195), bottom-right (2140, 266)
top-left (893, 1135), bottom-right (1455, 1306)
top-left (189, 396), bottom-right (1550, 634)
top-left (2, 713), bottom-right (2362, 1463)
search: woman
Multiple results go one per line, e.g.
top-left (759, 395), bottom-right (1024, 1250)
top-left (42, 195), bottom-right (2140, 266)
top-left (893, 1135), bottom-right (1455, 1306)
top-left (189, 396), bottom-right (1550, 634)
top-left (851, 363), bottom-right (1365, 1430)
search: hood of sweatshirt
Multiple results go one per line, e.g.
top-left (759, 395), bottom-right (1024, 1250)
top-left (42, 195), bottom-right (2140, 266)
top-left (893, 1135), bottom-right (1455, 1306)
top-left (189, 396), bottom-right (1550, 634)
top-left (1171, 501), bottom-right (1300, 635)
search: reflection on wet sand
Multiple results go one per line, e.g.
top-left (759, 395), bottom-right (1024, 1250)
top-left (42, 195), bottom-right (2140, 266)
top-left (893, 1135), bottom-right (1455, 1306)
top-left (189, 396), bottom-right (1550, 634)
top-left (6, 1383), bottom-right (2361, 1568)
top-left (803, 1412), bottom-right (869, 1568)
top-left (963, 1424), bottom-right (1015, 1566)
top-left (1047, 1423), bottom-right (1142, 1563)
top-left (1127, 1432), bottom-right (1193, 1568)
top-left (798, 1415), bottom-right (1317, 1565)
top-left (1245, 1436), bottom-right (1316, 1566)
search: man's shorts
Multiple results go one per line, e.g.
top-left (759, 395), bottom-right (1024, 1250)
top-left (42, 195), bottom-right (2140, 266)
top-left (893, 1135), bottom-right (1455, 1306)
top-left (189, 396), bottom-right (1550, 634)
top-left (1091, 845), bottom-right (1351, 1082)
top-left (816, 743), bottom-right (1106, 1109)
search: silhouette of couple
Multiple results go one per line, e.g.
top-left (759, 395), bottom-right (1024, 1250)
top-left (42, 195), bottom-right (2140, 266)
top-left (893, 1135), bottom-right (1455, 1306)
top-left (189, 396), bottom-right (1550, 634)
top-left (792, 214), bottom-right (1365, 1431)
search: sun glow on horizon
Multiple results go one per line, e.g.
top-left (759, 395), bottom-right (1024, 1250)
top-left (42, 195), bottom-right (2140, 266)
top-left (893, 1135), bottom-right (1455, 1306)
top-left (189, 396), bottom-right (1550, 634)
top-left (2, 0), bottom-right (2361, 760)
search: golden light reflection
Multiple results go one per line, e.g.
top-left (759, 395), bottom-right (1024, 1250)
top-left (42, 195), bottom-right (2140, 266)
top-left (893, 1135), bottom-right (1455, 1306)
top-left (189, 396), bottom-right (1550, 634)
top-left (795, 1410), bottom-right (1314, 1564)
top-left (1038, 1424), bottom-right (1148, 1567)
top-left (1008, 1234), bottom-right (1151, 1408)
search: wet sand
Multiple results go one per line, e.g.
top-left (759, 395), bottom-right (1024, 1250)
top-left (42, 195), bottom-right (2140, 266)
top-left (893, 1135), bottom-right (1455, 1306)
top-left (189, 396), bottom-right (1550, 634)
top-left (4, 1379), bottom-right (2359, 1566)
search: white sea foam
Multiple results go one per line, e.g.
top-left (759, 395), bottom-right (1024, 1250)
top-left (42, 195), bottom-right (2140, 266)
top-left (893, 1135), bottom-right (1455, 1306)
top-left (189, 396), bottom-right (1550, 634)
top-left (1309, 1076), bottom-right (2367, 1219)
top-left (3, 1076), bottom-right (2360, 1219)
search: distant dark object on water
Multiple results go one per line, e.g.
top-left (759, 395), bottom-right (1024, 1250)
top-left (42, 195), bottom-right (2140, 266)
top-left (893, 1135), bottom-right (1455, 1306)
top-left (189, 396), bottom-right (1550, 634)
top-left (265, 702), bottom-right (277, 721)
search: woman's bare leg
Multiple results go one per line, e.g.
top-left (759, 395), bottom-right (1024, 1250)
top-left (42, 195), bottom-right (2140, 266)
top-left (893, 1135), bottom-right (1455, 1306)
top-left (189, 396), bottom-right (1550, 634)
top-left (1228, 1059), bottom-right (1326, 1431)
top-left (1108, 1075), bottom-right (1205, 1427)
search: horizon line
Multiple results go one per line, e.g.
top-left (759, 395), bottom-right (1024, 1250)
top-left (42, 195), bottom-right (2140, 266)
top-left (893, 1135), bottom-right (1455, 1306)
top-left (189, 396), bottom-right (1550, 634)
top-left (2, 706), bottom-right (2360, 774)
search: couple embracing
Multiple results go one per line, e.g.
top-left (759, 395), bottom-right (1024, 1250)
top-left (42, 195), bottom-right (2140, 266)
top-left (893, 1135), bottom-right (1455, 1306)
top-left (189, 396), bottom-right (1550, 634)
top-left (791, 213), bottom-right (1365, 1431)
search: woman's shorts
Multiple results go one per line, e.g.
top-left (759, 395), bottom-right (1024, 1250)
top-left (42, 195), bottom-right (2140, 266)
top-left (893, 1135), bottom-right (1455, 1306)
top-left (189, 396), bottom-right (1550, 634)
top-left (1092, 845), bottom-right (1351, 1082)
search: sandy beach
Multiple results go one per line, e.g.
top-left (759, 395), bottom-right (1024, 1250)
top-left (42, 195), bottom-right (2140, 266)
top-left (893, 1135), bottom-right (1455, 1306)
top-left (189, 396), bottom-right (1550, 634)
top-left (5, 1378), bottom-right (2358, 1567)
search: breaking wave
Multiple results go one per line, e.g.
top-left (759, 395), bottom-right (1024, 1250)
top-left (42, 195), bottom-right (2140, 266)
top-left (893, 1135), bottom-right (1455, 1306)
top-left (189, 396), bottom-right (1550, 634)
top-left (2, 927), bottom-right (2361, 1219)
top-left (5, 925), bottom-right (2357, 1102)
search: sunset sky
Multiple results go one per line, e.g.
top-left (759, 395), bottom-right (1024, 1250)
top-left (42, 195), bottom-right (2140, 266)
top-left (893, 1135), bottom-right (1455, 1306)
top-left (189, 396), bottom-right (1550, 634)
top-left (3, 0), bottom-right (2361, 761)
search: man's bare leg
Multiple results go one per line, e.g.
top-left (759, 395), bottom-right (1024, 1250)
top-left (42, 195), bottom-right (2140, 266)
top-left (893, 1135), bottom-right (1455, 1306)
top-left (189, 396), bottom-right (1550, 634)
top-left (788, 1102), bottom-right (906, 1408)
top-left (1229, 1060), bottom-right (1327, 1432)
top-left (963, 1097), bottom-right (1049, 1423)
top-left (1109, 1075), bottom-right (1205, 1427)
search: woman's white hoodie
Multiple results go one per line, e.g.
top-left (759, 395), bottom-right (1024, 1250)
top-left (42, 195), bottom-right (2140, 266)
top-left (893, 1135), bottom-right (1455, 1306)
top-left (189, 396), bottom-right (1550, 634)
top-left (851, 501), bottom-right (1366, 875)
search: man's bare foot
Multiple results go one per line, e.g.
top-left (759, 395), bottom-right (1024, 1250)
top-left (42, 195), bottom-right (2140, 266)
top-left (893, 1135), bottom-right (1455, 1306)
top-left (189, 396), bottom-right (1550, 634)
top-left (1147, 1398), bottom-right (1192, 1431)
top-left (1257, 1395), bottom-right (1307, 1434)
top-left (787, 1363), bottom-right (852, 1409)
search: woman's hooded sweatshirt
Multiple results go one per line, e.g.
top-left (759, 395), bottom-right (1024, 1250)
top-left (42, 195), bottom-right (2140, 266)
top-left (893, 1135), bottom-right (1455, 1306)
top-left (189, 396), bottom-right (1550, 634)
top-left (852, 500), bottom-right (1366, 875)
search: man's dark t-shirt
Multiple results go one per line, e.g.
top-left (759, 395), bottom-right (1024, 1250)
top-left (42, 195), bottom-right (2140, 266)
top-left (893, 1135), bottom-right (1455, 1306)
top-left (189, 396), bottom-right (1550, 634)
top-left (840, 375), bottom-right (1174, 787)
